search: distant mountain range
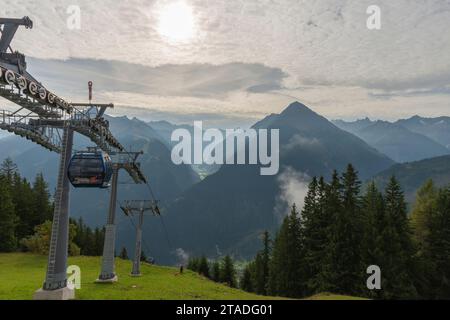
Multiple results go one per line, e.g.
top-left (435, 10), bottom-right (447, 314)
top-left (0, 116), bottom-right (200, 196)
top-left (334, 117), bottom-right (450, 163)
top-left (163, 102), bottom-right (395, 261)
top-left (396, 116), bottom-right (450, 149)
top-left (372, 155), bottom-right (450, 204)
top-left (0, 116), bottom-right (200, 264)
top-left (147, 120), bottom-right (222, 178)
top-left (1, 103), bottom-right (450, 264)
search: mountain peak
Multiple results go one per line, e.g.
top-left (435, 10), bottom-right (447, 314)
top-left (279, 101), bottom-right (322, 120)
top-left (281, 101), bottom-right (311, 113)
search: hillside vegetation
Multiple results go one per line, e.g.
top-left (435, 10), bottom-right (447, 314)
top-left (0, 253), bottom-right (363, 300)
top-left (0, 253), bottom-right (276, 300)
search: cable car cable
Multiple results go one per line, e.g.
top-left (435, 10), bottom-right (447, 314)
top-left (116, 148), bottom-right (175, 252)
top-left (125, 212), bottom-right (152, 257)
top-left (142, 181), bottom-right (174, 250)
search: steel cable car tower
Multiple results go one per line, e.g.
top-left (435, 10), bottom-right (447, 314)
top-left (0, 17), bottom-right (147, 299)
top-left (120, 200), bottom-right (161, 276)
top-left (96, 150), bottom-right (145, 283)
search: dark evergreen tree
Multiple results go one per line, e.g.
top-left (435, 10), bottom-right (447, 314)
top-left (252, 231), bottom-right (271, 295)
top-left (260, 231), bottom-right (271, 293)
top-left (268, 204), bottom-right (304, 298)
top-left (119, 247), bottom-right (129, 260)
top-left (0, 157), bottom-right (18, 183)
top-left (220, 255), bottom-right (236, 287)
top-left (187, 257), bottom-right (200, 272)
top-left (302, 175), bottom-right (336, 294)
top-left (361, 181), bottom-right (386, 299)
top-left (32, 173), bottom-right (53, 224)
top-left (0, 177), bottom-right (17, 252)
top-left (211, 260), bottom-right (221, 282)
top-left (426, 186), bottom-right (450, 299)
top-left (94, 227), bottom-right (105, 255)
top-left (83, 226), bottom-right (95, 256)
top-left (330, 164), bottom-right (364, 295)
top-left (12, 173), bottom-right (34, 242)
top-left (72, 217), bottom-right (85, 251)
top-left (198, 256), bottom-right (210, 278)
top-left (71, 217), bottom-right (104, 256)
top-left (253, 253), bottom-right (265, 294)
top-left (240, 263), bottom-right (254, 292)
top-left (382, 176), bottom-right (417, 299)
top-left (140, 250), bottom-right (147, 262)
top-left (317, 171), bottom-right (342, 293)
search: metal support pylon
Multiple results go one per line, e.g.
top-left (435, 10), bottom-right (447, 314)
top-left (97, 167), bottom-right (119, 282)
top-left (34, 126), bottom-right (74, 300)
top-left (131, 207), bottom-right (145, 277)
top-left (119, 200), bottom-right (160, 277)
top-left (1, 16), bottom-right (149, 299)
top-left (96, 152), bottom-right (144, 282)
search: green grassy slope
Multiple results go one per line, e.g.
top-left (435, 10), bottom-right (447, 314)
top-left (0, 253), bottom-right (276, 300)
top-left (306, 293), bottom-right (367, 300)
top-left (0, 253), bottom-right (363, 300)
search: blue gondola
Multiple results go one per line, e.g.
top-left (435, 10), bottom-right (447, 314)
top-left (68, 151), bottom-right (113, 188)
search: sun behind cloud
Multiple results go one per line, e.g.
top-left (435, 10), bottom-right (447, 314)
top-left (156, 0), bottom-right (195, 43)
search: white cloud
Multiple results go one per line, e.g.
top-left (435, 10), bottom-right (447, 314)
top-left (2, 0), bottom-right (450, 121)
top-left (174, 247), bottom-right (189, 265)
top-left (274, 167), bottom-right (310, 222)
top-left (5, 0), bottom-right (450, 88)
top-left (284, 134), bottom-right (321, 152)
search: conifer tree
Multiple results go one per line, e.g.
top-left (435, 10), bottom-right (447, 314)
top-left (0, 157), bottom-right (18, 183)
top-left (268, 204), bottom-right (304, 297)
top-left (330, 164), bottom-right (364, 295)
top-left (240, 263), bottom-right (254, 292)
top-left (187, 257), bottom-right (200, 272)
top-left (261, 231), bottom-right (271, 292)
top-left (302, 176), bottom-right (336, 294)
top-left (0, 177), bottom-right (18, 252)
top-left (12, 173), bottom-right (34, 241)
top-left (198, 255), bottom-right (210, 278)
top-left (360, 181), bottom-right (386, 298)
top-left (119, 247), bottom-right (129, 260)
top-left (409, 180), bottom-right (438, 297)
top-left (140, 250), bottom-right (147, 262)
top-left (382, 176), bottom-right (417, 299)
top-left (426, 186), bottom-right (450, 299)
top-left (220, 255), bottom-right (236, 287)
top-left (32, 173), bottom-right (53, 224)
top-left (94, 227), bottom-right (104, 255)
top-left (411, 180), bottom-right (438, 253)
top-left (73, 218), bottom-right (85, 251)
top-left (318, 170), bottom-right (342, 293)
top-left (252, 231), bottom-right (271, 295)
top-left (211, 260), bottom-right (221, 282)
top-left (253, 253), bottom-right (265, 294)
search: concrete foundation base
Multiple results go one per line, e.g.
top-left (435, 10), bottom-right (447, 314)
top-left (95, 275), bottom-right (118, 283)
top-left (33, 287), bottom-right (75, 300)
top-left (130, 273), bottom-right (141, 277)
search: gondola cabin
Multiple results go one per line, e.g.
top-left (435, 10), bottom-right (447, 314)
top-left (68, 151), bottom-right (113, 188)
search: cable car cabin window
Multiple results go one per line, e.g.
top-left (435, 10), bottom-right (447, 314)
top-left (69, 159), bottom-right (104, 175)
top-left (68, 153), bottom-right (113, 188)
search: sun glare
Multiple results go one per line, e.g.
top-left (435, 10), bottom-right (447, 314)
top-left (157, 1), bottom-right (195, 43)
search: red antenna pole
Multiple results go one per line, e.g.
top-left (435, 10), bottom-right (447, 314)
top-left (88, 81), bottom-right (93, 103)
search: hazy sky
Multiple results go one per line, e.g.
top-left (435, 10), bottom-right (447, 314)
top-left (2, 0), bottom-right (450, 126)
